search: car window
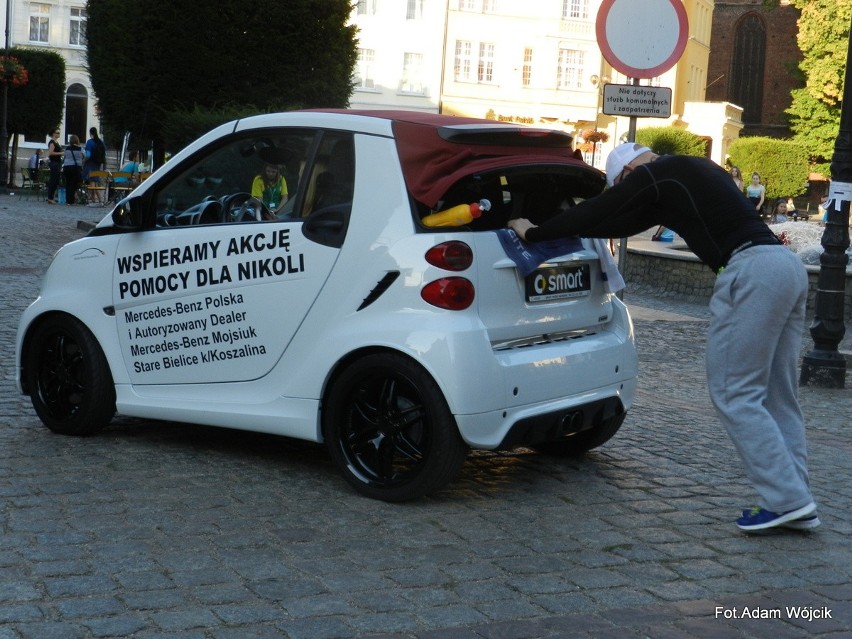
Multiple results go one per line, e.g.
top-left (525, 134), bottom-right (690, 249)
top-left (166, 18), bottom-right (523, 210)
top-left (153, 131), bottom-right (316, 227)
top-left (299, 132), bottom-right (355, 218)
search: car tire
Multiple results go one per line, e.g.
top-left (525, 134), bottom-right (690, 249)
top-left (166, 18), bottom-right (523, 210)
top-left (25, 314), bottom-right (116, 436)
top-left (534, 413), bottom-right (626, 456)
top-left (323, 353), bottom-right (468, 502)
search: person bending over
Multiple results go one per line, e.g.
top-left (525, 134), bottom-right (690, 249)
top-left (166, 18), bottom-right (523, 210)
top-left (509, 143), bottom-right (818, 533)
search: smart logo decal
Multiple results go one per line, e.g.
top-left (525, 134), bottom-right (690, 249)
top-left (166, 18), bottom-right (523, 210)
top-left (525, 264), bottom-right (592, 302)
top-left (72, 247), bottom-right (106, 260)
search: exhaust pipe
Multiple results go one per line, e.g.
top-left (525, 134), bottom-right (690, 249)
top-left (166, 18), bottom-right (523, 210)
top-left (558, 411), bottom-right (584, 436)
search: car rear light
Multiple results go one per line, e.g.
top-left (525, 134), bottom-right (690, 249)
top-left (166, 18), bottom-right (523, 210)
top-left (425, 241), bottom-right (473, 271)
top-left (421, 277), bottom-right (475, 310)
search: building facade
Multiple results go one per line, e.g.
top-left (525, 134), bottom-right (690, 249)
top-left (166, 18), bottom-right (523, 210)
top-left (3, 0), bottom-right (97, 158)
top-left (4, 0), bottom-right (773, 174)
top-left (705, 0), bottom-right (802, 137)
top-left (349, 0), bottom-right (447, 113)
top-left (351, 0), bottom-right (741, 168)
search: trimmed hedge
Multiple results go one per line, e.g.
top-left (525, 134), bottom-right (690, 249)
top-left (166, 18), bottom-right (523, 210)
top-left (635, 127), bottom-right (708, 157)
top-left (728, 137), bottom-right (809, 201)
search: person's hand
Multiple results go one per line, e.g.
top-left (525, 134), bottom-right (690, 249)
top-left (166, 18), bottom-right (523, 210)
top-left (508, 218), bottom-right (536, 241)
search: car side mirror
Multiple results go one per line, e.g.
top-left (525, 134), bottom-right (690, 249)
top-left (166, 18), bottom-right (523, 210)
top-left (111, 196), bottom-right (144, 229)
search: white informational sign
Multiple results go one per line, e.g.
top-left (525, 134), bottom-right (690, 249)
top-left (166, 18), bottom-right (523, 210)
top-left (828, 180), bottom-right (852, 203)
top-left (602, 84), bottom-right (672, 118)
top-left (596, 0), bottom-right (689, 79)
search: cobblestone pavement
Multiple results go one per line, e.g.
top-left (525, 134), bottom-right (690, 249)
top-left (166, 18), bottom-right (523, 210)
top-left (1, 196), bottom-right (850, 638)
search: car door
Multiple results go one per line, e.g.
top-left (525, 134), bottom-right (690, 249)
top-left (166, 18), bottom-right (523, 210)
top-left (112, 129), bottom-right (355, 385)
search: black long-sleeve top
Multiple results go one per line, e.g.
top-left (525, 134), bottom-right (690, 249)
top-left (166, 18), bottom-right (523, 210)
top-left (526, 155), bottom-right (780, 273)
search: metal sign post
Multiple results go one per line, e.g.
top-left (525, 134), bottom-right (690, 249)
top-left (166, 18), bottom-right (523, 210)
top-left (595, 0), bottom-right (688, 298)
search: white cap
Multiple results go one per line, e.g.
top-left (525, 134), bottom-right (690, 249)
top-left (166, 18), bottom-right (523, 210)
top-left (605, 142), bottom-right (652, 187)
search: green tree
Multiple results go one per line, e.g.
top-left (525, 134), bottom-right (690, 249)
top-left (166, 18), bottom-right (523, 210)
top-left (635, 127), bottom-right (708, 157)
top-left (787, 0), bottom-right (852, 175)
top-left (728, 136), bottom-right (810, 201)
top-left (6, 48), bottom-right (65, 186)
top-left (159, 104), bottom-right (264, 152)
top-left (86, 0), bottom-right (357, 161)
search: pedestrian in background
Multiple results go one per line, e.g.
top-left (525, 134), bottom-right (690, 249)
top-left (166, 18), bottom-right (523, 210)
top-left (113, 150), bottom-right (141, 184)
top-left (769, 199), bottom-right (789, 224)
top-left (84, 127), bottom-right (107, 204)
top-left (27, 149), bottom-right (41, 181)
top-left (46, 129), bottom-right (63, 204)
top-left (83, 127), bottom-right (106, 181)
top-left (745, 171), bottom-right (766, 213)
top-left (62, 134), bottom-right (84, 205)
top-left (729, 165), bottom-right (744, 192)
top-left (509, 143), bottom-right (818, 533)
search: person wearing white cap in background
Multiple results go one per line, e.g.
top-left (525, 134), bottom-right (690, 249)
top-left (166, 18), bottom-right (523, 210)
top-left (508, 142), bottom-right (818, 534)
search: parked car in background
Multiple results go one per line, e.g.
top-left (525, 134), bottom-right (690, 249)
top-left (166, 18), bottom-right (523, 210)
top-left (16, 110), bottom-right (637, 501)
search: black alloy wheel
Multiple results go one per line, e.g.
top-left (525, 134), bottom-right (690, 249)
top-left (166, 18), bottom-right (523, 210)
top-left (324, 353), bottom-right (467, 502)
top-left (25, 314), bottom-right (115, 436)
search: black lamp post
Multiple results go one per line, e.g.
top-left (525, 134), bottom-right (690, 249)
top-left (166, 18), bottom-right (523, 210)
top-left (800, 17), bottom-right (852, 388)
top-left (0, 0), bottom-right (10, 195)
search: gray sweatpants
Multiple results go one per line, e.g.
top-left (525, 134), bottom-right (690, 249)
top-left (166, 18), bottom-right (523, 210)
top-left (706, 245), bottom-right (815, 513)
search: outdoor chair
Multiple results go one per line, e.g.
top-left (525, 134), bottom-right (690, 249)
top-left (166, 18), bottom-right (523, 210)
top-left (87, 170), bottom-right (110, 206)
top-left (18, 168), bottom-right (44, 200)
top-left (109, 171), bottom-right (136, 202)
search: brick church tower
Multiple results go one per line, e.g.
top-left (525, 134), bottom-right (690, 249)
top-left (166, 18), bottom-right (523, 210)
top-left (706, 1), bottom-right (802, 138)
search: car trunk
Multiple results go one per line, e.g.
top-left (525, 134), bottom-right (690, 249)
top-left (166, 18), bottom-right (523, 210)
top-left (391, 116), bottom-right (614, 346)
top-left (469, 233), bottom-right (614, 346)
top-left (424, 164), bottom-right (615, 344)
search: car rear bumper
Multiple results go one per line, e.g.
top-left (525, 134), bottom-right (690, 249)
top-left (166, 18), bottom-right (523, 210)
top-left (442, 301), bottom-right (637, 449)
top-left (454, 376), bottom-right (636, 449)
top-left (496, 394), bottom-right (625, 450)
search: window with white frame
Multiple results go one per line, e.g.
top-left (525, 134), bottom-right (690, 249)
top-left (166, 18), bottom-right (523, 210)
top-left (522, 48), bottom-right (533, 87)
top-left (70, 7), bottom-right (87, 46)
top-left (562, 0), bottom-right (589, 19)
top-left (400, 53), bottom-right (426, 94)
top-left (584, 143), bottom-right (603, 169)
top-left (482, 0), bottom-right (497, 12)
top-left (356, 0), bottom-right (377, 16)
top-left (478, 43), bottom-right (494, 83)
top-left (556, 48), bottom-right (584, 90)
top-left (459, 0), bottom-right (476, 11)
top-left (454, 40), bottom-right (474, 82)
top-left (455, 40), bottom-right (496, 84)
top-left (29, 3), bottom-right (50, 43)
top-left (406, 0), bottom-right (425, 19)
top-left (355, 48), bottom-right (376, 89)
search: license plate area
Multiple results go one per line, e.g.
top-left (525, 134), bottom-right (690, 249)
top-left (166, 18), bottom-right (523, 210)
top-left (525, 263), bottom-right (591, 302)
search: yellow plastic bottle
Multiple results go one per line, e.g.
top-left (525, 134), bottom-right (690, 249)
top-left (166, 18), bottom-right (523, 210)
top-left (422, 199), bottom-right (491, 227)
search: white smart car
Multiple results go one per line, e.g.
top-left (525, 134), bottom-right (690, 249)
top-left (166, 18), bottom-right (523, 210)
top-left (16, 110), bottom-right (637, 501)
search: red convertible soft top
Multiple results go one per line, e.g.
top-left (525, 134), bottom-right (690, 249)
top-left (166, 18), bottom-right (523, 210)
top-left (316, 109), bottom-right (604, 209)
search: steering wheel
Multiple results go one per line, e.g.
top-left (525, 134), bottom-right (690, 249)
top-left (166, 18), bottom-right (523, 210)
top-left (219, 192), bottom-right (273, 222)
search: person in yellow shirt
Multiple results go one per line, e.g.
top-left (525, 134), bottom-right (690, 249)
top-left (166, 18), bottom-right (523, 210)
top-left (251, 163), bottom-right (288, 215)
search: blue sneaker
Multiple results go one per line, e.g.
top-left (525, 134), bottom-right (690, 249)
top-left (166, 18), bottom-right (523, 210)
top-left (736, 502), bottom-right (817, 532)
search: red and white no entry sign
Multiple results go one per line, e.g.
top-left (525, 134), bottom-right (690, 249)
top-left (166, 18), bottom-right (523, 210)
top-left (596, 0), bottom-right (689, 79)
